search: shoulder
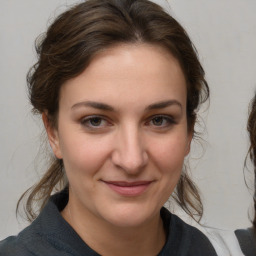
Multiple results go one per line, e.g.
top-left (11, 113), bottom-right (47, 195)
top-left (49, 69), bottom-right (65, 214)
top-left (160, 208), bottom-right (217, 256)
top-left (0, 223), bottom-right (75, 256)
top-left (0, 195), bottom-right (66, 256)
top-left (0, 220), bottom-right (52, 256)
top-left (0, 192), bottom-right (83, 256)
top-left (202, 229), bottom-right (245, 256)
top-left (235, 228), bottom-right (256, 256)
top-left (173, 214), bottom-right (217, 251)
top-left (0, 229), bottom-right (35, 256)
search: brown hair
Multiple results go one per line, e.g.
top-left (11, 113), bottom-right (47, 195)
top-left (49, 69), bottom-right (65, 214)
top-left (18, 0), bottom-right (209, 222)
top-left (247, 94), bottom-right (256, 231)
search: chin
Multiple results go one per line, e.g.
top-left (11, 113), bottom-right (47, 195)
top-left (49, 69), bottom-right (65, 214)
top-left (101, 203), bottom-right (159, 228)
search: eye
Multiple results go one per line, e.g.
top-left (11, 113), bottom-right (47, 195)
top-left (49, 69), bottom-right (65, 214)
top-left (147, 115), bottom-right (175, 128)
top-left (80, 115), bottom-right (110, 129)
top-left (88, 117), bottom-right (103, 126)
top-left (151, 116), bottom-right (165, 126)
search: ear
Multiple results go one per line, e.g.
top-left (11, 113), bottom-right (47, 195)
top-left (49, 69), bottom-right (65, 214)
top-left (185, 130), bottom-right (193, 156)
top-left (42, 113), bottom-right (62, 159)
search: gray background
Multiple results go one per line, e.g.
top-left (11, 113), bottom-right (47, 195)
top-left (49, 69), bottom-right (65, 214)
top-left (0, 0), bottom-right (255, 239)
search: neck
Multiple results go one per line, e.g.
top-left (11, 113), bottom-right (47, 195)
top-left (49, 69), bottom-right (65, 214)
top-left (62, 200), bottom-right (166, 256)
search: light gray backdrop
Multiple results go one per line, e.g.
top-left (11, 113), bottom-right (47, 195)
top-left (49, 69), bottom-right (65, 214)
top-left (0, 0), bottom-right (255, 239)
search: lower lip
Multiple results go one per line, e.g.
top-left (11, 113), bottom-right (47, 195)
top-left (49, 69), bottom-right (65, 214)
top-left (104, 182), bottom-right (151, 196)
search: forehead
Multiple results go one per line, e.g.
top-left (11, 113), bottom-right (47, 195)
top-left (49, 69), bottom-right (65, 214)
top-left (60, 43), bottom-right (187, 110)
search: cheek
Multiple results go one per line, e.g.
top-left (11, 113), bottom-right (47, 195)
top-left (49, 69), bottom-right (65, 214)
top-left (148, 134), bottom-right (188, 205)
top-left (150, 134), bottom-right (188, 174)
top-left (59, 133), bottom-right (112, 177)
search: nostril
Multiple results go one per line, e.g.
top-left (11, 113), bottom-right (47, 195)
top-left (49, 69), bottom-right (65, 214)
top-left (111, 148), bottom-right (148, 173)
top-left (111, 128), bottom-right (148, 173)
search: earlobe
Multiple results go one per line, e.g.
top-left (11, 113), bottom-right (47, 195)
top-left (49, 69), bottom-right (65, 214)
top-left (185, 132), bottom-right (193, 156)
top-left (185, 142), bottom-right (191, 156)
top-left (42, 113), bottom-right (62, 159)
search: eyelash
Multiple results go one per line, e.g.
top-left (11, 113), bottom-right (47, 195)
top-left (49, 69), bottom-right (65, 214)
top-left (146, 115), bottom-right (176, 128)
top-left (80, 115), bottom-right (176, 130)
top-left (80, 115), bottom-right (111, 129)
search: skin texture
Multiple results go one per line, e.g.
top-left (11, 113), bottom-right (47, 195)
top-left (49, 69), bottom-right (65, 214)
top-left (44, 43), bottom-right (192, 256)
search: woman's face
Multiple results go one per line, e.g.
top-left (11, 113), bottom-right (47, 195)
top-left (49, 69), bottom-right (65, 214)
top-left (47, 43), bottom-right (192, 228)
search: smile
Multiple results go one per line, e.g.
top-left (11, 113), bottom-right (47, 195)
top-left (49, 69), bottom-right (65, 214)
top-left (102, 180), bottom-right (153, 196)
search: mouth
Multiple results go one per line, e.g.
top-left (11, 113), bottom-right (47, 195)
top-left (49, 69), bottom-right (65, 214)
top-left (102, 180), bottom-right (153, 196)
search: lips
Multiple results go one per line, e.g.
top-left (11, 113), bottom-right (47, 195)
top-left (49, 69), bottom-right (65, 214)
top-left (102, 180), bottom-right (153, 196)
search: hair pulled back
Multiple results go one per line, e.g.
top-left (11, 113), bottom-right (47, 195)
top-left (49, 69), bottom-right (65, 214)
top-left (247, 95), bottom-right (256, 231)
top-left (20, 0), bottom-right (209, 222)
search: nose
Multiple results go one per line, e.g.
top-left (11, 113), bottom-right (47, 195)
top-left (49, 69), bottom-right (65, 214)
top-left (111, 125), bottom-right (148, 174)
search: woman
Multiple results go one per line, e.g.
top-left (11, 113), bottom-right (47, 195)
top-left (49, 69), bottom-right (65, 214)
top-left (235, 95), bottom-right (256, 256)
top-left (0, 0), bottom-right (217, 255)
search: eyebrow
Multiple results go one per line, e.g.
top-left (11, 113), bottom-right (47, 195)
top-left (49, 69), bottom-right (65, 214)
top-left (71, 101), bottom-right (114, 111)
top-left (71, 99), bottom-right (182, 111)
top-left (145, 100), bottom-right (182, 111)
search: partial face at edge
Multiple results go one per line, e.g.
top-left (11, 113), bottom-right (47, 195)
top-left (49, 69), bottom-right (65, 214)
top-left (44, 43), bottom-right (192, 227)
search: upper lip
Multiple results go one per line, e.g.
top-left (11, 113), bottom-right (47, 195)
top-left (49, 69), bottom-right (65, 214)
top-left (102, 180), bottom-right (153, 187)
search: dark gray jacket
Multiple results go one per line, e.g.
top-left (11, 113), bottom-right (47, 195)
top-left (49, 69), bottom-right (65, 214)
top-left (235, 228), bottom-right (256, 256)
top-left (0, 191), bottom-right (217, 256)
